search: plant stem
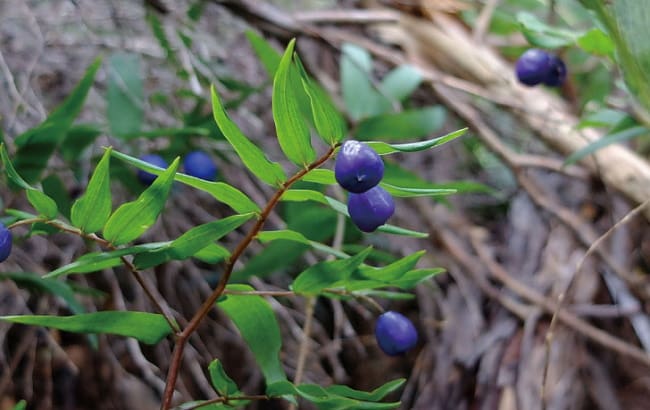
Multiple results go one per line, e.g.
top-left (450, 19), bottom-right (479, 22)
top-left (160, 145), bottom-right (337, 410)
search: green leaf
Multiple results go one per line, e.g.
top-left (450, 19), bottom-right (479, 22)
top-left (45, 243), bottom-right (167, 278)
top-left (380, 183), bottom-right (456, 198)
top-left (218, 284), bottom-right (286, 384)
top-left (517, 12), bottom-right (576, 49)
top-left (391, 268), bottom-right (444, 289)
top-left (208, 359), bottom-right (241, 397)
top-left (103, 158), bottom-right (179, 245)
top-left (133, 214), bottom-right (254, 269)
top-left (13, 57), bottom-right (101, 183)
top-left (0, 311), bottom-right (172, 344)
top-left (355, 106), bottom-right (446, 141)
top-left (12, 400), bottom-right (26, 410)
top-left (610, 0), bottom-right (650, 113)
top-left (578, 109), bottom-right (628, 128)
top-left (71, 147), bottom-right (113, 233)
top-left (267, 379), bottom-right (403, 409)
top-left (107, 53), bottom-right (143, 138)
top-left (296, 57), bottom-right (346, 145)
top-left (379, 65), bottom-right (422, 101)
top-left (41, 174), bottom-right (73, 220)
top-left (300, 168), bottom-right (337, 185)
top-left (246, 30), bottom-right (282, 77)
top-left (257, 229), bottom-right (349, 260)
top-left (194, 244), bottom-right (231, 264)
top-left (211, 85), bottom-right (286, 186)
top-left (110, 150), bottom-right (259, 214)
top-left (564, 125), bottom-right (648, 165)
top-left (326, 378), bottom-right (405, 402)
top-left (577, 28), bottom-right (615, 56)
top-left (341, 43), bottom-right (387, 120)
top-left (61, 124), bottom-right (103, 162)
top-left (365, 128), bottom-right (467, 154)
top-left (280, 189), bottom-right (328, 204)
top-left (0, 144), bottom-right (58, 218)
top-left (358, 251), bottom-right (424, 281)
top-left (273, 39), bottom-right (315, 166)
top-left (0, 272), bottom-right (85, 314)
top-left (292, 247), bottom-right (373, 295)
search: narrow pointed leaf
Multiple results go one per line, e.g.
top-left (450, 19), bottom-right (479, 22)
top-left (211, 85), bottom-right (286, 186)
top-left (295, 55), bottom-right (346, 145)
top-left (13, 58), bottom-right (101, 183)
top-left (380, 183), bottom-right (456, 198)
top-left (358, 251), bottom-right (424, 281)
top-left (107, 53), bottom-right (143, 138)
top-left (133, 213), bottom-right (254, 269)
top-left (218, 284), bottom-right (286, 384)
top-left (0, 272), bottom-right (84, 314)
top-left (103, 158), bottom-right (179, 245)
top-left (273, 39), bottom-right (315, 166)
top-left (110, 150), bottom-right (259, 214)
top-left (246, 30), bottom-right (282, 77)
top-left (71, 147), bottom-right (113, 232)
top-left (208, 359), bottom-right (241, 397)
top-left (0, 311), bottom-right (172, 344)
top-left (44, 243), bottom-right (168, 278)
top-left (366, 128), bottom-right (467, 154)
top-left (380, 65), bottom-right (422, 101)
top-left (292, 247), bottom-right (373, 295)
top-left (565, 125), bottom-right (648, 165)
top-left (1, 144), bottom-right (58, 218)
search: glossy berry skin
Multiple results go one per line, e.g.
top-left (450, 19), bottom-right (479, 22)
top-left (183, 150), bottom-right (217, 181)
top-left (335, 140), bottom-right (384, 193)
top-left (515, 48), bottom-right (552, 86)
top-left (347, 186), bottom-right (395, 232)
top-left (375, 311), bottom-right (418, 356)
top-left (0, 222), bottom-right (12, 263)
top-left (137, 154), bottom-right (168, 186)
top-left (543, 55), bottom-right (567, 87)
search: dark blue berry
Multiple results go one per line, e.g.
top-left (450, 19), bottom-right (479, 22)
top-left (543, 55), bottom-right (567, 87)
top-left (515, 48), bottom-right (552, 86)
top-left (137, 154), bottom-right (168, 185)
top-left (183, 150), bottom-right (218, 181)
top-left (375, 311), bottom-right (418, 356)
top-left (0, 222), bottom-right (12, 262)
top-left (347, 186), bottom-right (394, 232)
top-left (335, 140), bottom-right (384, 193)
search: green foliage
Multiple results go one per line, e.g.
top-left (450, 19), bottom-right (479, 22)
top-left (13, 57), bottom-right (101, 183)
top-left (107, 53), bottom-right (144, 138)
top-left (0, 311), bottom-right (172, 344)
top-left (273, 39), bottom-right (315, 166)
top-left (219, 284), bottom-right (286, 384)
top-left (71, 147), bottom-right (113, 233)
top-left (103, 158), bottom-right (179, 245)
top-left (0, 30), bottom-right (471, 410)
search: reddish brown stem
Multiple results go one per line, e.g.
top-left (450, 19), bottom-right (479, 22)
top-left (160, 145), bottom-right (338, 410)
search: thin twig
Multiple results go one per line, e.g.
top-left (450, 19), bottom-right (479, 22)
top-left (541, 199), bottom-right (650, 406)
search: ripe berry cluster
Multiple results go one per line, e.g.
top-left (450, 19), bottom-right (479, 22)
top-left (334, 141), bottom-right (395, 232)
top-left (137, 150), bottom-right (218, 185)
top-left (0, 222), bottom-right (12, 263)
top-left (515, 48), bottom-right (567, 87)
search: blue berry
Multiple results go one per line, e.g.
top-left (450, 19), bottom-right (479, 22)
top-left (543, 55), bottom-right (567, 87)
top-left (183, 150), bottom-right (217, 181)
top-left (0, 222), bottom-right (12, 262)
top-left (375, 311), bottom-right (418, 356)
top-left (515, 48), bottom-right (552, 87)
top-left (347, 186), bottom-right (394, 232)
top-left (137, 154), bottom-right (168, 185)
top-left (335, 140), bottom-right (384, 193)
